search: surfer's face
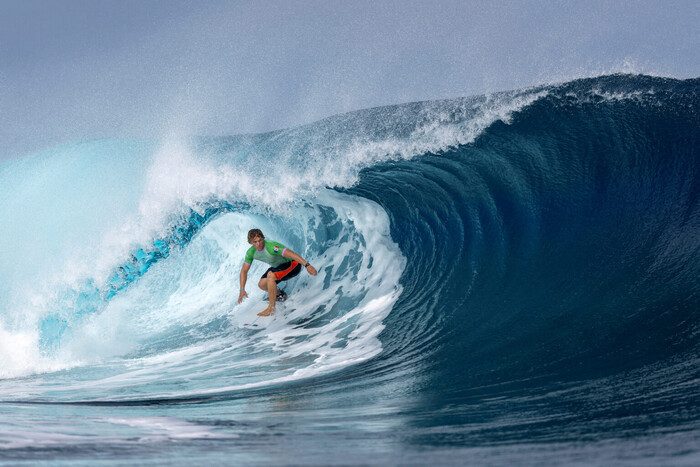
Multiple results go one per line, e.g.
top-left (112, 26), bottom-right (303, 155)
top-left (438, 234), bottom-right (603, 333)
top-left (251, 236), bottom-right (265, 251)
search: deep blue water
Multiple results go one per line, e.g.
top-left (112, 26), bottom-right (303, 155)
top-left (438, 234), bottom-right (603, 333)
top-left (1, 74), bottom-right (698, 465)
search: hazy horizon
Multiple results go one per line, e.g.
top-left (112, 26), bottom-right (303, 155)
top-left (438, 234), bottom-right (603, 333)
top-left (2, 0), bottom-right (698, 159)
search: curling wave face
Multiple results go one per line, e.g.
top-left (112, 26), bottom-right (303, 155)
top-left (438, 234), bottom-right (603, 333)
top-left (0, 74), bottom-right (698, 463)
top-left (0, 81), bottom-right (537, 389)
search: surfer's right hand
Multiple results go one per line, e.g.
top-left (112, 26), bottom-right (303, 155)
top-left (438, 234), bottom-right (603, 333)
top-left (238, 290), bottom-right (248, 304)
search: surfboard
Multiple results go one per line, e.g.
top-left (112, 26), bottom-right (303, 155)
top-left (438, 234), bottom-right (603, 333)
top-left (235, 300), bottom-right (286, 329)
top-left (242, 314), bottom-right (269, 329)
top-left (234, 285), bottom-right (290, 329)
top-left (232, 304), bottom-right (270, 329)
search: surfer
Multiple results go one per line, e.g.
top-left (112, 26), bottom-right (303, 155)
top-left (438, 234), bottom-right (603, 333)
top-left (238, 228), bottom-right (317, 316)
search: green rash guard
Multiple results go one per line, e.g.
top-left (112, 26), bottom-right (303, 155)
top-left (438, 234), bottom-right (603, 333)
top-left (244, 240), bottom-right (290, 268)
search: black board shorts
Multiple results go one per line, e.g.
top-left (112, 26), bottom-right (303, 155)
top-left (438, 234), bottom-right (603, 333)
top-left (261, 261), bottom-right (302, 283)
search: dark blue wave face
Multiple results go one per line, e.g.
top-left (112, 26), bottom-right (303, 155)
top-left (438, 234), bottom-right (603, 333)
top-left (346, 76), bottom-right (699, 426)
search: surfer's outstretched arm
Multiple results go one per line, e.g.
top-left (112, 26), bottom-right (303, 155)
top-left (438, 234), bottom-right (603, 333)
top-left (282, 249), bottom-right (318, 276)
top-left (238, 263), bottom-right (251, 303)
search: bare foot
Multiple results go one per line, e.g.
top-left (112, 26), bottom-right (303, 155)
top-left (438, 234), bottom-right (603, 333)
top-left (257, 306), bottom-right (275, 317)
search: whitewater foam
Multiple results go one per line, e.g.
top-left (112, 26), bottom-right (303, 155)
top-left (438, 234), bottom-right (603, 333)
top-left (1, 187), bottom-right (406, 400)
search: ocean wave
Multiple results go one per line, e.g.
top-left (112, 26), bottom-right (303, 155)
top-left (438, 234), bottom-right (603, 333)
top-left (0, 75), bottom-right (697, 449)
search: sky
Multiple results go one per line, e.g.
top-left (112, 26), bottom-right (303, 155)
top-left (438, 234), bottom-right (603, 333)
top-left (1, 0), bottom-right (698, 159)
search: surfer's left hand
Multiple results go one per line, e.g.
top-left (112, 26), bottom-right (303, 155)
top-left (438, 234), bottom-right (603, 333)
top-left (238, 290), bottom-right (248, 303)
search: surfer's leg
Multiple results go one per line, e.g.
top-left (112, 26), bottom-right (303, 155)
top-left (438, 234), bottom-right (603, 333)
top-left (258, 271), bottom-right (278, 316)
top-left (258, 267), bottom-right (273, 291)
top-left (267, 271), bottom-right (278, 306)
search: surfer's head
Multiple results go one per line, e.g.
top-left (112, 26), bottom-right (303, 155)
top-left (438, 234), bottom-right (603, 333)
top-left (248, 228), bottom-right (265, 251)
top-left (248, 228), bottom-right (264, 243)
